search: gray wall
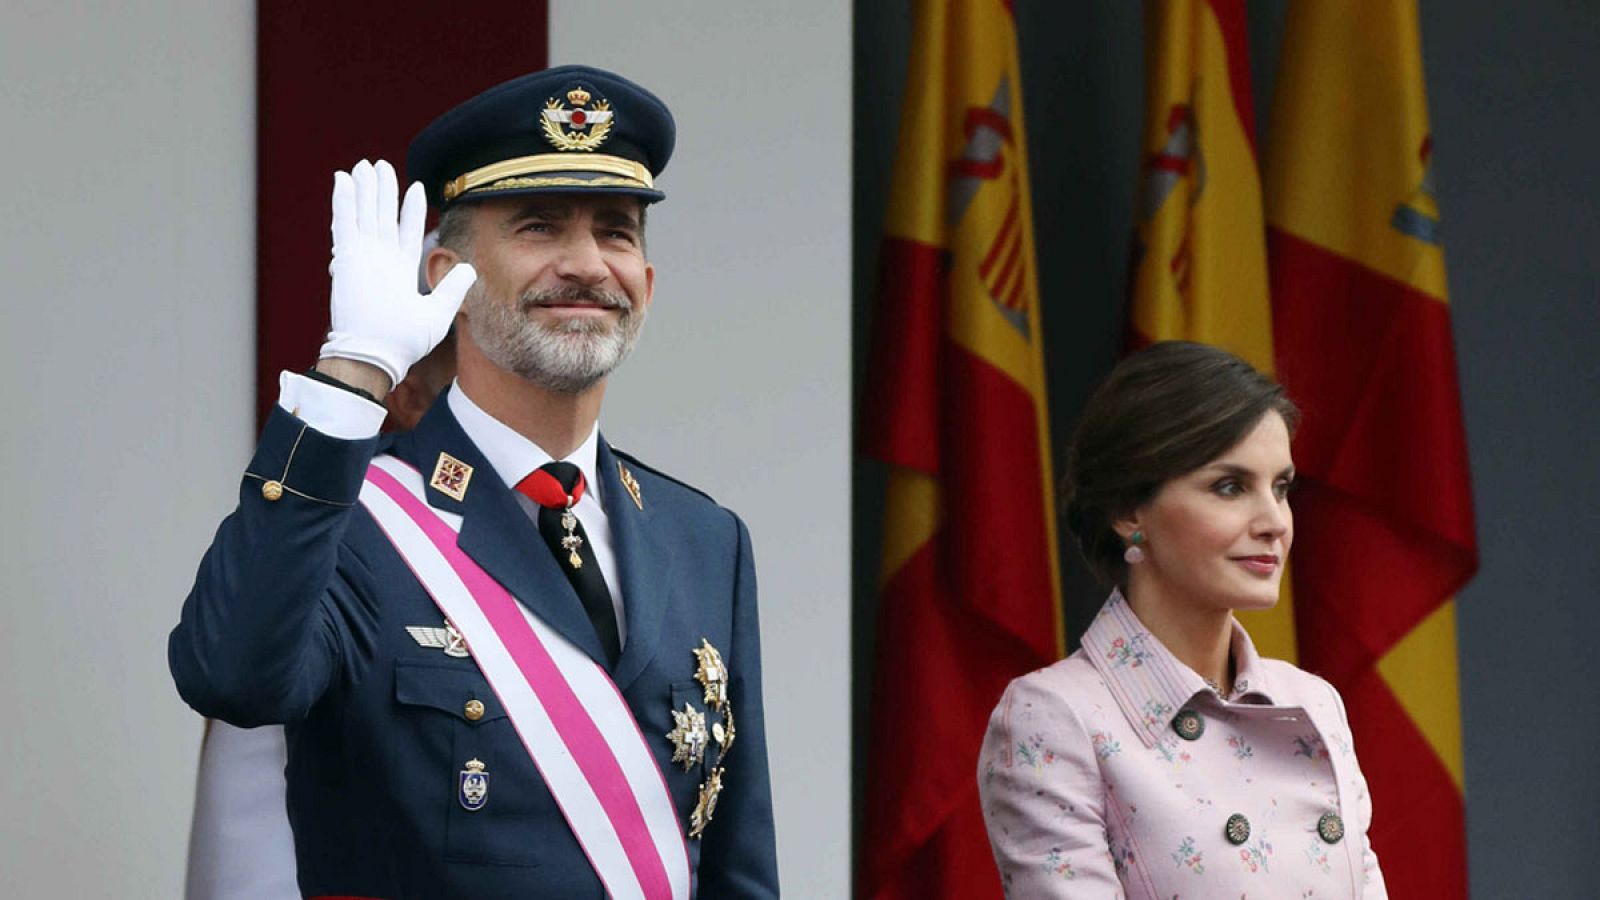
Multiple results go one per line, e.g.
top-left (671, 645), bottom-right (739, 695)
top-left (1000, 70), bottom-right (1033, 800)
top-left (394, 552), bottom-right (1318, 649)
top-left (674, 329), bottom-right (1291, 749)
top-left (855, 2), bottom-right (1599, 895)
top-left (0, 4), bottom-right (255, 896)
top-left (1420, 3), bottom-right (1600, 894)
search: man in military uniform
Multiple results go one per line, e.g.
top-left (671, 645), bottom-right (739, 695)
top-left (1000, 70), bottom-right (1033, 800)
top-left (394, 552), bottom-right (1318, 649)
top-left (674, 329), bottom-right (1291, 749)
top-left (170, 66), bottom-right (778, 898)
top-left (184, 330), bottom-right (457, 900)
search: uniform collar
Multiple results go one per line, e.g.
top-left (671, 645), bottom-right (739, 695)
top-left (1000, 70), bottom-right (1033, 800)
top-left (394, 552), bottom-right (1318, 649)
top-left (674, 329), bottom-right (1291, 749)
top-left (447, 379), bottom-right (603, 504)
top-left (1080, 589), bottom-right (1276, 748)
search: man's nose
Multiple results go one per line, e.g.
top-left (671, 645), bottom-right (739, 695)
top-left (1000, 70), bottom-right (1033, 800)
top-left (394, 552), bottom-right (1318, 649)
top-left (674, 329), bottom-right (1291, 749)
top-left (554, 232), bottom-right (609, 285)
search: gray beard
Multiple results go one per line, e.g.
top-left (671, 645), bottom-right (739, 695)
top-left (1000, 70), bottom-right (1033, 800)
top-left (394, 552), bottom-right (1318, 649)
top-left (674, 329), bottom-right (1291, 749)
top-left (466, 283), bottom-right (646, 394)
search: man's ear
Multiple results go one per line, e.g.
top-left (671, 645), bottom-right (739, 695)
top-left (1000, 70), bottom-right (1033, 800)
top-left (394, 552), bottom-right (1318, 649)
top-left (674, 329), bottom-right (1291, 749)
top-left (426, 246), bottom-right (462, 292)
top-left (638, 262), bottom-right (655, 314)
top-left (384, 379), bottom-right (430, 432)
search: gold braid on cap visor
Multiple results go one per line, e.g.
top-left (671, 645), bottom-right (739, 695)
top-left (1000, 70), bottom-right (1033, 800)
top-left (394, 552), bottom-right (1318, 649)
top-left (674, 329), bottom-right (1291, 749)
top-left (443, 153), bottom-right (653, 201)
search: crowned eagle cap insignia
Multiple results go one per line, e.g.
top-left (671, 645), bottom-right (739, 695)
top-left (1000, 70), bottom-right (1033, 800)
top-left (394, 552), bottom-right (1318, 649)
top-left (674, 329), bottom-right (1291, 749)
top-left (541, 85), bottom-right (614, 152)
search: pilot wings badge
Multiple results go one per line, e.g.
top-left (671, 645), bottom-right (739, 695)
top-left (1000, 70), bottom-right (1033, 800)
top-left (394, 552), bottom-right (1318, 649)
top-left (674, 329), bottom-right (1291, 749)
top-left (407, 620), bottom-right (471, 658)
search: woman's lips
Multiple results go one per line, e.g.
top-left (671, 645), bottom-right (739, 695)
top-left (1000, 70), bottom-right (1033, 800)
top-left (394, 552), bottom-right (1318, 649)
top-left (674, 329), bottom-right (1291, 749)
top-left (1233, 555), bottom-right (1280, 576)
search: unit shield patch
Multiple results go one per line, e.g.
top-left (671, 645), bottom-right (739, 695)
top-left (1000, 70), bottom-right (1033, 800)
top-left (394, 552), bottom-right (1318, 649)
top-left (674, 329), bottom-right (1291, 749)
top-left (459, 758), bottom-right (490, 811)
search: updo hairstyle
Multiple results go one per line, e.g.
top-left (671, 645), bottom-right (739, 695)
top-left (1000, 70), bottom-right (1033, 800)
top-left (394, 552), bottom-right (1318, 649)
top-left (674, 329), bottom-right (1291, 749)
top-left (1062, 341), bottom-right (1299, 586)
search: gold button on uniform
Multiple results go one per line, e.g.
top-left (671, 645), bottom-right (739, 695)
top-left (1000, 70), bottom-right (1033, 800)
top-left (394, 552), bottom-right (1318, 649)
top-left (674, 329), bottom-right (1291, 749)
top-left (1318, 811), bottom-right (1345, 844)
top-left (262, 480), bottom-right (284, 501)
top-left (464, 699), bottom-right (485, 721)
top-left (1224, 812), bottom-right (1251, 845)
top-left (1172, 709), bottom-right (1205, 741)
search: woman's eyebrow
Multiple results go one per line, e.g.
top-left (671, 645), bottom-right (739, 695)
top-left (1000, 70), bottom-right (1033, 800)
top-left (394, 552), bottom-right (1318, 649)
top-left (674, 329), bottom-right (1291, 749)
top-left (1199, 462), bottom-right (1295, 480)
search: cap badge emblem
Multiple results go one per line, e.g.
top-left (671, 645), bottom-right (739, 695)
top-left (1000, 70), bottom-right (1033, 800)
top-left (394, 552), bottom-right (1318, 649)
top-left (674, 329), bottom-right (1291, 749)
top-left (541, 85), bottom-right (614, 152)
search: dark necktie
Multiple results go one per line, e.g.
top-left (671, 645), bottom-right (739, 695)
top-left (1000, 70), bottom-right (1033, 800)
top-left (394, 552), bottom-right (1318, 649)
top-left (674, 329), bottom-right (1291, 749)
top-left (515, 462), bottom-right (621, 667)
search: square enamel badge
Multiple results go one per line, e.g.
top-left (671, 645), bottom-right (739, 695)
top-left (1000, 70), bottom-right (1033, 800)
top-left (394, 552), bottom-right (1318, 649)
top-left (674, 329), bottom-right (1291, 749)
top-left (430, 452), bottom-right (474, 502)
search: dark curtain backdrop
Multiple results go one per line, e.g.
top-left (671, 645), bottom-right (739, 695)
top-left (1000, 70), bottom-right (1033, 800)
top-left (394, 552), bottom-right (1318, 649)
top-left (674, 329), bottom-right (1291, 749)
top-left (853, 2), bottom-right (1600, 897)
top-left (256, 2), bottom-right (548, 427)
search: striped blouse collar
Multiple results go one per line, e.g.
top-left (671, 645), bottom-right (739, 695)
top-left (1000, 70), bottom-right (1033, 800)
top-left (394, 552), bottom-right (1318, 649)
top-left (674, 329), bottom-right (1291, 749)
top-left (1080, 589), bottom-right (1275, 748)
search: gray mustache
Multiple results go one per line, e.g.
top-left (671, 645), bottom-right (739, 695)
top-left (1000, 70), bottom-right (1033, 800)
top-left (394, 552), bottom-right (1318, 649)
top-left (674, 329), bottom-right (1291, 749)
top-left (521, 286), bottom-right (631, 312)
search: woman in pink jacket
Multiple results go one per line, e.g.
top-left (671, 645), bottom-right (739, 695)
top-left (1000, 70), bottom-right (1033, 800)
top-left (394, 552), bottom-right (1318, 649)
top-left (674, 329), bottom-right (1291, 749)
top-left (979, 342), bottom-right (1387, 898)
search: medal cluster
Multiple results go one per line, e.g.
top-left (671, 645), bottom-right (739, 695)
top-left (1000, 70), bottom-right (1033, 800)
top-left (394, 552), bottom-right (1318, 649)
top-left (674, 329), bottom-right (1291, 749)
top-left (665, 638), bottom-right (737, 839)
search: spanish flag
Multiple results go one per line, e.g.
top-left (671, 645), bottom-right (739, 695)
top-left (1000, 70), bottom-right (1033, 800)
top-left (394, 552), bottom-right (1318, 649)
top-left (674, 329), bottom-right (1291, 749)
top-left (1127, 0), bottom-right (1299, 662)
top-left (1266, 3), bottom-right (1477, 896)
top-left (858, 0), bottom-right (1062, 896)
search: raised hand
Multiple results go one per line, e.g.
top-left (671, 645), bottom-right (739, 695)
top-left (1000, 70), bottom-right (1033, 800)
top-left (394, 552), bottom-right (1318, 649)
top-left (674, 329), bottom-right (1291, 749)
top-left (319, 159), bottom-right (477, 389)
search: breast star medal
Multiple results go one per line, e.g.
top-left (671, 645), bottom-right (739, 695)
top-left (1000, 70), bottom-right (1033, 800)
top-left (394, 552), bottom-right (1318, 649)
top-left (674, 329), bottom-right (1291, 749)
top-left (666, 702), bottom-right (710, 770)
top-left (688, 767), bottom-right (725, 839)
top-left (459, 758), bottom-right (490, 811)
top-left (693, 638), bottom-right (729, 712)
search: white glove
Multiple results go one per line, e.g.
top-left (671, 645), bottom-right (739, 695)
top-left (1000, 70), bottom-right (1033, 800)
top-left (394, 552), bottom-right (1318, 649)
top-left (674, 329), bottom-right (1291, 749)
top-left (319, 159), bottom-right (477, 386)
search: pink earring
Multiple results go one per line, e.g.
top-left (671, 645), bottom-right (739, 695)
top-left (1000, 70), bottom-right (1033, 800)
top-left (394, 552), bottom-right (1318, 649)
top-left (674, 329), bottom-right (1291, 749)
top-left (1123, 531), bottom-right (1146, 564)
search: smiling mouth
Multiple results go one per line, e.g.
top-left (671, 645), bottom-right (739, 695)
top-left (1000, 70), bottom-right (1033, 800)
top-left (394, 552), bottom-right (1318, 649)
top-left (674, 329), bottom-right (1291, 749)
top-left (534, 302), bottom-right (618, 313)
top-left (523, 287), bottom-right (627, 313)
top-left (1232, 555), bottom-right (1280, 575)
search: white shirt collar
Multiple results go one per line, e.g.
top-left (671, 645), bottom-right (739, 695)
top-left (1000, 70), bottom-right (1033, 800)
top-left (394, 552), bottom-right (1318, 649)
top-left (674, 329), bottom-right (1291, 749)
top-left (447, 380), bottom-right (603, 503)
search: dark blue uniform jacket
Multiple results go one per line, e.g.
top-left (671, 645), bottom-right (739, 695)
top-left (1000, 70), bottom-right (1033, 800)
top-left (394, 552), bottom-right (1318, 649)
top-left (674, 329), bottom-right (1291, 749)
top-left (170, 394), bottom-right (779, 898)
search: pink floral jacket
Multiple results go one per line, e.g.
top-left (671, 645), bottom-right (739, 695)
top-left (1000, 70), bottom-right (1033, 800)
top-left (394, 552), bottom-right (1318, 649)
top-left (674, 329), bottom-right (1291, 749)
top-left (979, 592), bottom-right (1387, 898)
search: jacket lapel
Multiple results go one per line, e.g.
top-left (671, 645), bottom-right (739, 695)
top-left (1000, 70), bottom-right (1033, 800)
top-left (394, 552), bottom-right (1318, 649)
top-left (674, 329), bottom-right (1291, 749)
top-left (403, 392), bottom-right (610, 668)
top-left (599, 439), bottom-right (676, 691)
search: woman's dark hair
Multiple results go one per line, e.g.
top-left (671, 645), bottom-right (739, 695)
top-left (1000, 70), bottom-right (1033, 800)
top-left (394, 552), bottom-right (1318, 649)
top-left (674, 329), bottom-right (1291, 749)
top-left (1062, 341), bottom-right (1299, 586)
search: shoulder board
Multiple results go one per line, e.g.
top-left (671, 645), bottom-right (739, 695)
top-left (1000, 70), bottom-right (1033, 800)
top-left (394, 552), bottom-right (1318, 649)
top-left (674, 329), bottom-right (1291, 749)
top-left (610, 446), bottom-right (719, 505)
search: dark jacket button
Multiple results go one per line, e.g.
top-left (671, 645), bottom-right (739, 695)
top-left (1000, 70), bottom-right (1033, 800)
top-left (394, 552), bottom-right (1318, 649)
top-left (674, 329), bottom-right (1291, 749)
top-left (1225, 813), bottom-right (1251, 845)
top-left (1172, 709), bottom-right (1205, 741)
top-left (1318, 811), bottom-right (1345, 844)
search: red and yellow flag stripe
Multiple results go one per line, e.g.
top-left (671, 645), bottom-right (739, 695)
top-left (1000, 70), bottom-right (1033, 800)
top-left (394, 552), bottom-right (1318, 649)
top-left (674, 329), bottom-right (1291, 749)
top-left (1128, 0), bottom-right (1300, 661)
top-left (1266, 3), bottom-right (1477, 896)
top-left (859, 1), bottom-right (1062, 896)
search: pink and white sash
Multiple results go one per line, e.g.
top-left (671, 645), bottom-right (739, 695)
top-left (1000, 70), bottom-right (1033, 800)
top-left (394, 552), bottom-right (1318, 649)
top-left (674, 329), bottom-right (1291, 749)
top-left (360, 455), bottom-right (691, 900)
